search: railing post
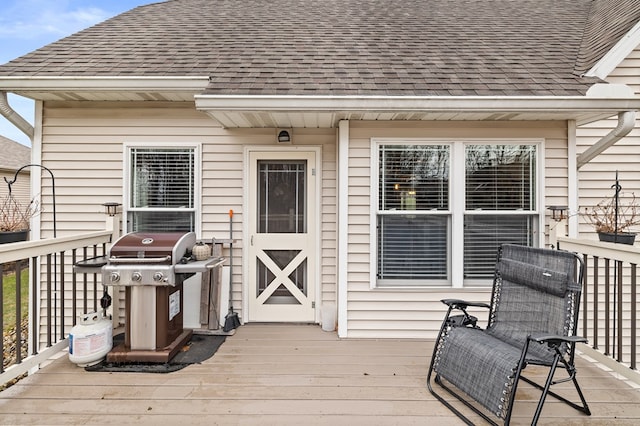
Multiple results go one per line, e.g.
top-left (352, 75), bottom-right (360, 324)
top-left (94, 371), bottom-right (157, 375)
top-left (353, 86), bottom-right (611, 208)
top-left (605, 258), bottom-right (611, 356)
top-left (593, 256), bottom-right (599, 350)
top-left (631, 264), bottom-right (637, 370)
top-left (105, 211), bottom-right (121, 326)
top-left (549, 217), bottom-right (567, 249)
top-left (105, 212), bottom-right (121, 244)
top-left (617, 260), bottom-right (623, 362)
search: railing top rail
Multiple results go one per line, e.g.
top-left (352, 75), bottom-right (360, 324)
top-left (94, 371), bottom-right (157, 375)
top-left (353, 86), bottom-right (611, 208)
top-left (0, 230), bottom-right (113, 263)
top-left (558, 236), bottom-right (640, 265)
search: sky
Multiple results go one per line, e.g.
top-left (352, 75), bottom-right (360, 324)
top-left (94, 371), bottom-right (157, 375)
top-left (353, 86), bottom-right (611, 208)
top-left (0, 0), bottom-right (156, 147)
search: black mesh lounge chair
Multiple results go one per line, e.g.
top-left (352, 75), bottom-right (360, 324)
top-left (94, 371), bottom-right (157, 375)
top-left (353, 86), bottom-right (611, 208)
top-left (427, 244), bottom-right (591, 425)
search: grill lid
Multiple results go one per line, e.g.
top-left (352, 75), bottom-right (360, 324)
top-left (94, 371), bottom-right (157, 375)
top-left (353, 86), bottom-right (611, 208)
top-left (109, 232), bottom-right (195, 264)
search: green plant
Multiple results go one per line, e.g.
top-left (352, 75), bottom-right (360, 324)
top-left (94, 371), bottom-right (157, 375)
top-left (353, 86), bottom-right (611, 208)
top-left (2, 268), bottom-right (29, 332)
top-left (583, 192), bottom-right (640, 234)
top-left (0, 194), bottom-right (40, 232)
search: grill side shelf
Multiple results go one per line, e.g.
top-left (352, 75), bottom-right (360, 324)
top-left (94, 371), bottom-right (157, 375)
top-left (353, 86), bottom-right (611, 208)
top-left (174, 257), bottom-right (226, 274)
top-left (74, 256), bottom-right (108, 274)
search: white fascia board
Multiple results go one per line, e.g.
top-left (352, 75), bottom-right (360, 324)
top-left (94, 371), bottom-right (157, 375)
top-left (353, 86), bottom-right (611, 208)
top-left (585, 20), bottom-right (640, 80)
top-left (195, 93), bottom-right (640, 114)
top-left (0, 76), bottom-right (210, 91)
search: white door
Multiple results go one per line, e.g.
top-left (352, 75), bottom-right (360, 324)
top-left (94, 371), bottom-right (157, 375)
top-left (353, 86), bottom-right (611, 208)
top-left (247, 150), bottom-right (317, 322)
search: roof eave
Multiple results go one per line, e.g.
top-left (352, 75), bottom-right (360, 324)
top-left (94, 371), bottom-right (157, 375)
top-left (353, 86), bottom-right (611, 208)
top-left (195, 93), bottom-right (640, 113)
top-left (0, 76), bottom-right (210, 92)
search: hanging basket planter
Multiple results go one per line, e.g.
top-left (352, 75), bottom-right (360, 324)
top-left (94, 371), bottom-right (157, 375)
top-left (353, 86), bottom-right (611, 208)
top-left (0, 229), bottom-right (29, 245)
top-left (597, 232), bottom-right (636, 245)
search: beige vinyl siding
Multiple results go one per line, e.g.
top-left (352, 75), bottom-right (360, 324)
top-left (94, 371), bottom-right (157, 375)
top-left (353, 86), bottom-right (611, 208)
top-left (345, 121), bottom-right (569, 339)
top-left (0, 170), bottom-right (30, 209)
top-left (37, 101), bottom-right (337, 346)
top-left (576, 46), bottom-right (640, 238)
top-left (575, 46), bottom-right (640, 363)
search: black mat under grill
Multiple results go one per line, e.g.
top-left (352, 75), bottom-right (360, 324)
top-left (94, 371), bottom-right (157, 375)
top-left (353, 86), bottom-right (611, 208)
top-left (85, 333), bottom-right (226, 373)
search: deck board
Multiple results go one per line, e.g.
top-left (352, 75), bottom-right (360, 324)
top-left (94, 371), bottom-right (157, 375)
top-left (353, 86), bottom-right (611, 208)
top-left (1, 324), bottom-right (639, 425)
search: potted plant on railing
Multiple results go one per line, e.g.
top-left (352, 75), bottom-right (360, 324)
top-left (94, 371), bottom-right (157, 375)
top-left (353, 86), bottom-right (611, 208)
top-left (0, 193), bottom-right (40, 244)
top-left (583, 192), bottom-right (639, 245)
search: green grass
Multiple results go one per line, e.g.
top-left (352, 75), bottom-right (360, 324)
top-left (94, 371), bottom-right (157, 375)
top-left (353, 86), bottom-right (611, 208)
top-left (3, 269), bottom-right (29, 332)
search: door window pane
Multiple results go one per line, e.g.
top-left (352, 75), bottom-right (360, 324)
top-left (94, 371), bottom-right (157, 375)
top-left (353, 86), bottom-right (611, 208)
top-left (258, 161), bottom-right (306, 233)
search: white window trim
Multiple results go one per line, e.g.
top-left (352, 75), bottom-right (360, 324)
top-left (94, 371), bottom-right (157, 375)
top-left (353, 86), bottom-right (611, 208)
top-left (370, 138), bottom-right (545, 290)
top-left (123, 142), bottom-right (202, 236)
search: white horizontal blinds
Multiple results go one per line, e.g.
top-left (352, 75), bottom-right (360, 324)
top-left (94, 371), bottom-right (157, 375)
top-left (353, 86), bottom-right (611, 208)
top-left (379, 145), bottom-right (449, 211)
top-left (377, 145), bottom-right (450, 284)
top-left (463, 145), bottom-right (537, 280)
top-left (129, 147), bottom-right (195, 232)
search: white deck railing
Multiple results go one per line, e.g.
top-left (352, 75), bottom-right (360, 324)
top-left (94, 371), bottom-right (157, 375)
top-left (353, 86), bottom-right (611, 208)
top-left (558, 236), bottom-right (640, 382)
top-left (1, 225), bottom-right (116, 387)
top-left (3, 229), bottom-right (640, 387)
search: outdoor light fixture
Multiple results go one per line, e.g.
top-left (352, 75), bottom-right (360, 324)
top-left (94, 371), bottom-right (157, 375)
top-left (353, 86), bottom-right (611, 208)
top-left (277, 129), bottom-right (292, 143)
top-left (548, 205), bottom-right (568, 222)
top-left (103, 202), bottom-right (121, 217)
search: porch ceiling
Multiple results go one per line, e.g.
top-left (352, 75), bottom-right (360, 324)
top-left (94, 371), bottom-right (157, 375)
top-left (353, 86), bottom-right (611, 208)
top-left (201, 109), bottom-right (620, 129)
top-left (195, 94), bottom-right (640, 128)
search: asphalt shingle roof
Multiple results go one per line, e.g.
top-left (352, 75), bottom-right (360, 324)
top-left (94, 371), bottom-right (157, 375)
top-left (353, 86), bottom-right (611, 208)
top-left (0, 136), bottom-right (30, 172)
top-left (0, 0), bottom-right (638, 97)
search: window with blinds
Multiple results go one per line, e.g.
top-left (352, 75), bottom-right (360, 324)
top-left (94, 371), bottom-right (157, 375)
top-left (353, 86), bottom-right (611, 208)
top-left (375, 142), bottom-right (538, 287)
top-left (128, 147), bottom-right (196, 232)
top-left (463, 145), bottom-right (537, 282)
top-left (377, 145), bottom-right (450, 285)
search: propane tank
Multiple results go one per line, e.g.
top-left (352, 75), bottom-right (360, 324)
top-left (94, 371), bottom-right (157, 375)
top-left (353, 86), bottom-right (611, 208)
top-left (69, 311), bottom-right (113, 367)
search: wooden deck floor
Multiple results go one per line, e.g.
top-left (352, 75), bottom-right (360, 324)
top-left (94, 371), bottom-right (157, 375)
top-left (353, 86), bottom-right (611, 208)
top-left (1, 324), bottom-right (640, 425)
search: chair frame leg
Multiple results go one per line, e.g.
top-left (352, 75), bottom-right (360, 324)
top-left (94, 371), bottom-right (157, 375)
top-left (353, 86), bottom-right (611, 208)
top-left (427, 310), bottom-right (500, 426)
top-left (521, 351), bottom-right (591, 421)
top-left (428, 333), bottom-right (591, 426)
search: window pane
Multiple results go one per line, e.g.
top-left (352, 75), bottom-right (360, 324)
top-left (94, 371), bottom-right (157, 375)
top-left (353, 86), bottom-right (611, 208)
top-left (379, 145), bottom-right (449, 211)
top-left (377, 214), bottom-right (448, 282)
top-left (257, 161), bottom-right (306, 234)
top-left (131, 148), bottom-right (194, 209)
top-left (129, 147), bottom-right (195, 232)
top-left (465, 145), bottom-right (535, 210)
top-left (463, 215), bottom-right (536, 280)
top-left (130, 211), bottom-right (194, 232)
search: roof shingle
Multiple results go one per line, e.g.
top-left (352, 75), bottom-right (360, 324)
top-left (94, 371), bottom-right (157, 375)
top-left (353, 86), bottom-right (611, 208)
top-left (0, 0), bottom-right (638, 97)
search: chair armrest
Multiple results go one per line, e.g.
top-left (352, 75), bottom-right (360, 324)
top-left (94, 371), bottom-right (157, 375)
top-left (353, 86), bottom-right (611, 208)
top-left (529, 334), bottom-right (588, 345)
top-left (441, 299), bottom-right (491, 310)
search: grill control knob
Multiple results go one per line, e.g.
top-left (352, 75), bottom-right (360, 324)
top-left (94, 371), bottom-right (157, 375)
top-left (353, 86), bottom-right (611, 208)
top-left (110, 272), bottom-right (120, 283)
top-left (153, 271), bottom-right (165, 282)
top-left (131, 272), bottom-right (143, 282)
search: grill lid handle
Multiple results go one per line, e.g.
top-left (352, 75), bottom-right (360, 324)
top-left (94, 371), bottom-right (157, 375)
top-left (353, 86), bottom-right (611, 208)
top-left (109, 256), bottom-right (171, 264)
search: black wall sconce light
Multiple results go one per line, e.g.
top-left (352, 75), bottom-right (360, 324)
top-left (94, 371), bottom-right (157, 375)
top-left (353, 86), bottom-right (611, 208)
top-left (277, 128), bottom-right (292, 143)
